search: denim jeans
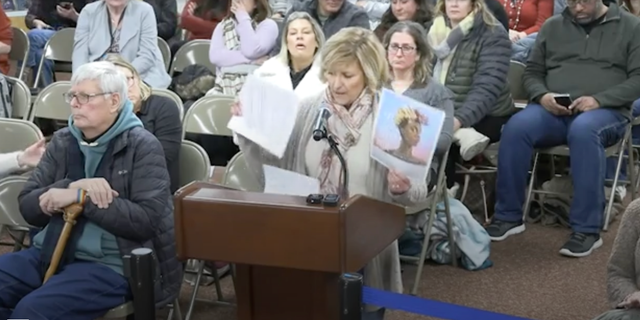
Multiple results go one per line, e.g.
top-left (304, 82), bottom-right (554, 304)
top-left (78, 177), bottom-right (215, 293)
top-left (511, 33), bottom-right (537, 64)
top-left (495, 104), bottom-right (627, 233)
top-left (604, 99), bottom-right (640, 183)
top-left (25, 29), bottom-right (55, 88)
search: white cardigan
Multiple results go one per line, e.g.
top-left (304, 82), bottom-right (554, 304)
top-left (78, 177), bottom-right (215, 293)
top-left (0, 151), bottom-right (22, 177)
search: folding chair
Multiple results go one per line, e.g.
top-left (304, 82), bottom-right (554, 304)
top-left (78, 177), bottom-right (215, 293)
top-left (182, 94), bottom-right (234, 138)
top-left (152, 88), bottom-right (184, 121)
top-left (170, 40), bottom-right (216, 76)
top-left (522, 122), bottom-right (634, 232)
top-left (33, 28), bottom-right (75, 89)
top-left (507, 60), bottom-right (527, 102)
top-left (28, 81), bottom-right (71, 122)
top-left (221, 151), bottom-right (261, 192)
top-left (0, 176), bottom-right (35, 251)
top-left (158, 37), bottom-right (172, 72)
top-left (0, 117), bottom-right (43, 153)
top-left (5, 76), bottom-right (32, 120)
top-left (399, 152), bottom-right (457, 295)
top-left (9, 27), bottom-right (29, 81)
top-left (180, 140), bottom-right (234, 320)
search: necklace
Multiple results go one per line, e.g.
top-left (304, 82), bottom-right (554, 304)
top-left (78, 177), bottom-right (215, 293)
top-left (503, 0), bottom-right (524, 30)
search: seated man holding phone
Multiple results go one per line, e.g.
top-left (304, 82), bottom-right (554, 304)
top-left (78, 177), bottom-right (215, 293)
top-left (486, 0), bottom-right (640, 257)
top-left (24, 0), bottom-right (93, 88)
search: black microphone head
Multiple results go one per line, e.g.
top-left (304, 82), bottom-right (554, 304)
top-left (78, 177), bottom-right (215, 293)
top-left (312, 130), bottom-right (324, 141)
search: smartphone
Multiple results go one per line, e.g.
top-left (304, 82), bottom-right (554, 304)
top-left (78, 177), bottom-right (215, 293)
top-left (306, 193), bottom-right (324, 205)
top-left (323, 194), bottom-right (340, 207)
top-left (59, 2), bottom-right (72, 9)
top-left (553, 94), bottom-right (572, 108)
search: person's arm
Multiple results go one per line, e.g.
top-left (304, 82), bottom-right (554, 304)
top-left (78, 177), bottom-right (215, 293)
top-left (209, 21), bottom-right (252, 67)
top-left (82, 133), bottom-right (171, 242)
top-left (18, 135), bottom-right (73, 228)
top-left (435, 95), bottom-right (455, 156)
top-left (156, 0), bottom-right (178, 41)
top-left (0, 152), bottom-right (21, 176)
top-left (235, 12), bottom-right (279, 59)
top-left (131, 6), bottom-right (160, 75)
top-left (180, 1), bottom-right (218, 34)
top-left (522, 0), bottom-right (553, 34)
top-left (0, 8), bottom-right (12, 54)
top-left (523, 23), bottom-right (551, 102)
top-left (25, 0), bottom-right (44, 29)
top-left (149, 97), bottom-right (182, 179)
top-left (72, 7), bottom-right (92, 73)
top-left (593, 23), bottom-right (640, 109)
top-left (455, 29), bottom-right (511, 128)
top-left (607, 200), bottom-right (640, 307)
top-left (484, 0), bottom-right (510, 30)
top-left (359, 1), bottom-right (389, 21)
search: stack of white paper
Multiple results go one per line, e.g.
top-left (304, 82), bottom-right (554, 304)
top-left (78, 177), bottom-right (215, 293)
top-left (263, 165), bottom-right (320, 196)
top-left (227, 75), bottom-right (299, 158)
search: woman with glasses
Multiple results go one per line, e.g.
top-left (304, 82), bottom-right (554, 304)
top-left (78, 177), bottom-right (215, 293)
top-left (374, 0), bottom-right (434, 41)
top-left (105, 54), bottom-right (182, 193)
top-left (428, 0), bottom-right (516, 193)
top-left (384, 21), bottom-right (454, 190)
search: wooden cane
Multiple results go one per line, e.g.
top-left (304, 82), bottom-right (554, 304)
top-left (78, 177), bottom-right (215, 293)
top-left (43, 203), bottom-right (84, 284)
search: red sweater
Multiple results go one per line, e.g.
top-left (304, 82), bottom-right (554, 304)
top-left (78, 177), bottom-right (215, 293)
top-left (180, 0), bottom-right (224, 41)
top-left (0, 7), bottom-right (11, 75)
top-left (503, 0), bottom-right (553, 34)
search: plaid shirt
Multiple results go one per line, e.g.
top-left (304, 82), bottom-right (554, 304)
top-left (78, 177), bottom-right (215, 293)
top-left (25, 0), bottom-right (95, 30)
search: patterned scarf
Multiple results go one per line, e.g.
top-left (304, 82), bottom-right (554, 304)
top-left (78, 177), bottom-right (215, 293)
top-left (316, 89), bottom-right (375, 197)
top-left (212, 17), bottom-right (257, 95)
top-left (427, 13), bottom-right (476, 84)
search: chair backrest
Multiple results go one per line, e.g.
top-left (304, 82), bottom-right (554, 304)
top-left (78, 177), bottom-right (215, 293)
top-left (157, 37), bottom-right (171, 72)
top-left (0, 118), bottom-right (43, 154)
top-left (222, 152), bottom-right (261, 192)
top-left (182, 94), bottom-right (234, 137)
top-left (42, 28), bottom-right (75, 62)
top-left (5, 76), bottom-right (32, 120)
top-left (508, 60), bottom-right (528, 101)
top-left (152, 88), bottom-right (184, 121)
top-left (170, 40), bottom-right (216, 76)
top-left (9, 27), bottom-right (29, 80)
top-left (29, 81), bottom-right (72, 122)
top-left (179, 140), bottom-right (211, 188)
top-left (0, 175), bottom-right (33, 228)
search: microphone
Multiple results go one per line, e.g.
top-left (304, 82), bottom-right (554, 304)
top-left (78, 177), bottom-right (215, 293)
top-left (312, 107), bottom-right (331, 141)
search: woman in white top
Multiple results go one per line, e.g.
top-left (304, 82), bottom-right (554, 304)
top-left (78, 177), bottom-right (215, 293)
top-left (233, 27), bottom-right (433, 320)
top-left (0, 139), bottom-right (46, 177)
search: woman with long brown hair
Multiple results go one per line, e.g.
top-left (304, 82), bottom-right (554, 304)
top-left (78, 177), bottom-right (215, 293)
top-left (374, 0), bottom-right (434, 40)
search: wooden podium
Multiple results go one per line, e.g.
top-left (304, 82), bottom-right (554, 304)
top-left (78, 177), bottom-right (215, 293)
top-left (174, 182), bottom-right (405, 320)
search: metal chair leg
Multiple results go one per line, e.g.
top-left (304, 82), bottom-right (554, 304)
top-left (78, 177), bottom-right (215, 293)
top-left (443, 194), bottom-right (457, 268)
top-left (522, 152), bottom-right (540, 220)
top-left (628, 133), bottom-right (637, 201)
top-left (604, 135), bottom-right (628, 231)
top-left (184, 260), bottom-right (206, 320)
top-left (410, 196), bottom-right (439, 296)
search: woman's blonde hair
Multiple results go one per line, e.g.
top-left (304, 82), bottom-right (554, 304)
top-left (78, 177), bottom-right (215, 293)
top-left (104, 54), bottom-right (152, 102)
top-left (383, 21), bottom-right (432, 84)
top-left (435, 0), bottom-right (501, 28)
top-left (320, 27), bottom-right (389, 91)
top-left (277, 12), bottom-right (325, 65)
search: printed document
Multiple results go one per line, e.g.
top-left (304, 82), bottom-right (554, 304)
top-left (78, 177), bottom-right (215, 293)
top-left (263, 165), bottom-right (320, 197)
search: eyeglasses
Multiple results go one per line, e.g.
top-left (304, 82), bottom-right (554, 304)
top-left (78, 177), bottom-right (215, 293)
top-left (64, 92), bottom-right (113, 104)
top-left (388, 44), bottom-right (416, 54)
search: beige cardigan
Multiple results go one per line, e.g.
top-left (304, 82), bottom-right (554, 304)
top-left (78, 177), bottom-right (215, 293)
top-left (237, 90), bottom-right (435, 303)
top-left (607, 199), bottom-right (640, 307)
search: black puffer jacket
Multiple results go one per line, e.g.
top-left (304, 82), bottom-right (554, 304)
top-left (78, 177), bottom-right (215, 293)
top-left (143, 0), bottom-right (178, 40)
top-left (18, 127), bottom-right (182, 307)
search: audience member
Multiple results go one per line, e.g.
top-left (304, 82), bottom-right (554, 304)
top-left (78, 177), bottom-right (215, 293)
top-left (208, 0), bottom-right (278, 95)
top-left (487, 0), bottom-right (640, 258)
top-left (483, 0), bottom-right (510, 29)
top-left (106, 54), bottom-right (182, 193)
top-left (374, 0), bottom-right (434, 40)
top-left (352, 0), bottom-right (390, 29)
top-left (506, 0), bottom-right (553, 63)
top-left (0, 6), bottom-right (12, 75)
top-left (428, 0), bottom-right (514, 192)
top-left (269, 0), bottom-right (370, 55)
top-left (620, 0), bottom-right (640, 14)
top-left (270, 0), bottom-right (290, 18)
top-left (0, 139), bottom-right (45, 177)
top-left (143, 0), bottom-right (178, 41)
top-left (178, 0), bottom-right (229, 47)
top-left (25, 0), bottom-right (93, 88)
top-left (555, 0), bottom-right (567, 12)
top-left (72, 0), bottom-right (172, 89)
top-left (591, 199), bottom-right (640, 319)
top-left (383, 20), bottom-right (453, 186)
top-left (234, 27), bottom-right (428, 320)
top-left (0, 61), bottom-right (181, 319)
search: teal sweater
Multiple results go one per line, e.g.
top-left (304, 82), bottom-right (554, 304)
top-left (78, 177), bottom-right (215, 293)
top-left (33, 100), bottom-right (143, 275)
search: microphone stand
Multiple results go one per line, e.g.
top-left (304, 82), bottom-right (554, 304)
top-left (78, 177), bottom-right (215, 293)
top-left (316, 126), bottom-right (349, 199)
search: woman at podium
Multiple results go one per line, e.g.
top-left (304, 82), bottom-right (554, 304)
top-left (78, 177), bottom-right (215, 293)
top-left (233, 26), bottom-right (439, 320)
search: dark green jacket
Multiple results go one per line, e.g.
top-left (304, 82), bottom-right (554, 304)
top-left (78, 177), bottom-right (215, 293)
top-left (524, 3), bottom-right (640, 117)
top-left (443, 14), bottom-right (516, 128)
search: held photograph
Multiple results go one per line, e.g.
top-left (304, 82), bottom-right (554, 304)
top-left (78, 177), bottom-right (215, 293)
top-left (371, 89), bottom-right (445, 182)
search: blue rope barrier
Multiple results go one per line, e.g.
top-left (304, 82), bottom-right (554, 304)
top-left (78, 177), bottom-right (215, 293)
top-left (362, 286), bottom-right (536, 320)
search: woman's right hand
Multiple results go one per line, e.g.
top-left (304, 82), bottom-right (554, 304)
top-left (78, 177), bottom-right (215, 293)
top-left (508, 29), bottom-right (521, 42)
top-left (231, 101), bottom-right (243, 117)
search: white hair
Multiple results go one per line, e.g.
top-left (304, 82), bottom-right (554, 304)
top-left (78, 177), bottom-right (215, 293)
top-left (71, 61), bottom-right (129, 110)
top-left (276, 11), bottom-right (325, 65)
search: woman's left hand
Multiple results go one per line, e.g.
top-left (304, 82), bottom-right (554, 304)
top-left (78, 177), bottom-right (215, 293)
top-left (230, 0), bottom-right (246, 15)
top-left (388, 169), bottom-right (411, 194)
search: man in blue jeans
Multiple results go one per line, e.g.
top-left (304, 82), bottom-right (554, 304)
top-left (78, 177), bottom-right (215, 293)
top-left (486, 0), bottom-right (640, 257)
top-left (24, 0), bottom-right (93, 87)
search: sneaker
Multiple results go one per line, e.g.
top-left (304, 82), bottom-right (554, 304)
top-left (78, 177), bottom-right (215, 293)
top-left (447, 182), bottom-right (460, 198)
top-left (559, 232), bottom-right (603, 258)
top-left (455, 128), bottom-right (490, 161)
top-left (605, 186), bottom-right (627, 202)
top-left (485, 219), bottom-right (525, 241)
